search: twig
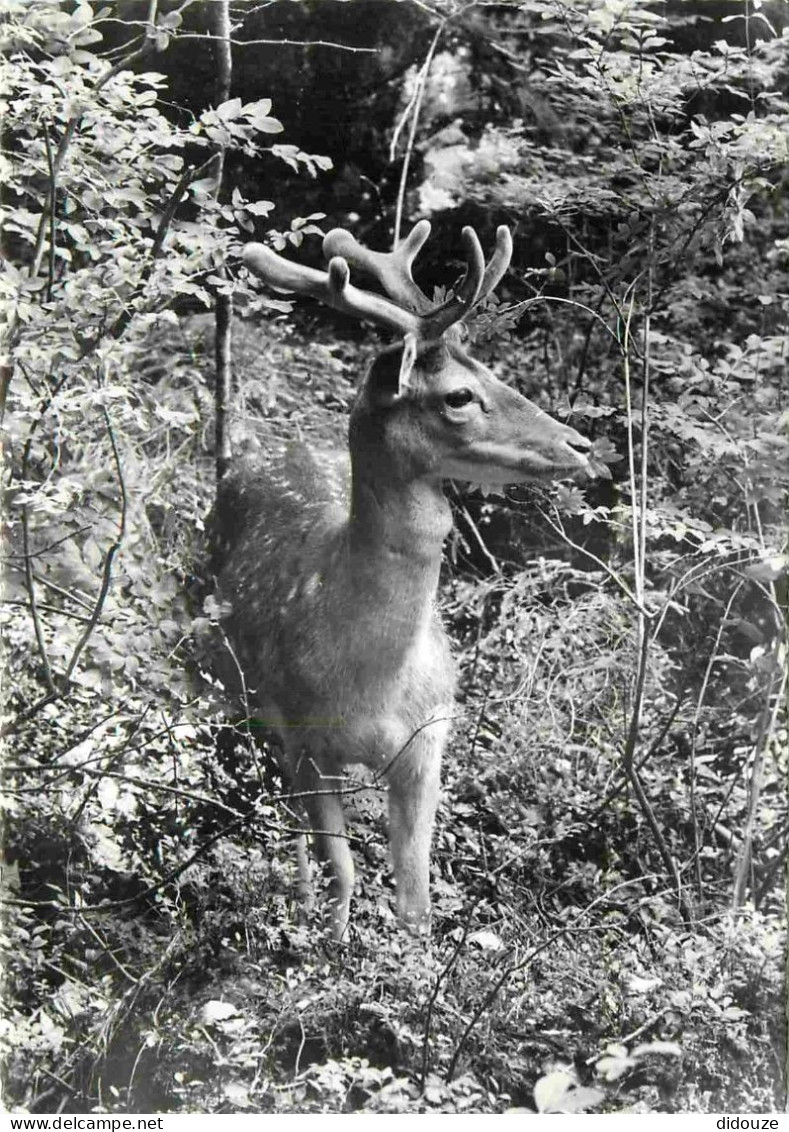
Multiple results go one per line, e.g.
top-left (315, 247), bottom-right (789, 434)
top-left (21, 509), bottom-right (56, 695)
top-left (638, 232), bottom-right (652, 597)
top-left (215, 287), bottom-right (233, 482)
top-left (218, 631), bottom-right (265, 783)
top-left (468, 664), bottom-right (495, 763)
top-left (68, 706), bottom-right (153, 832)
top-left (732, 660), bottom-right (786, 907)
top-left (293, 1017), bottom-right (308, 1078)
top-left (107, 156), bottom-right (216, 342)
top-left (25, 119), bottom-right (78, 286)
top-left (456, 499), bottom-right (500, 574)
top-left (17, 373), bottom-right (72, 696)
top-left (154, 160), bottom-right (218, 262)
top-left (572, 290), bottom-right (609, 394)
top-left (620, 278), bottom-right (691, 922)
top-left (389, 84), bottom-right (419, 164)
top-left (6, 810), bottom-right (260, 914)
top-left (208, 0), bottom-right (235, 485)
top-left (420, 898), bottom-right (482, 1089)
top-left (78, 916), bottom-right (139, 984)
top-left (62, 407), bottom-right (127, 683)
top-left (1, 691), bottom-right (61, 737)
top-left (536, 501), bottom-right (651, 618)
top-left (607, 1009), bottom-right (668, 1050)
top-left (171, 34), bottom-right (377, 52)
top-left (61, 766), bottom-right (249, 820)
top-left (29, 12), bottom-right (160, 277)
top-left (552, 217), bottom-right (631, 337)
top-left (590, 692), bottom-right (684, 818)
top-left (29, 570), bottom-right (93, 611)
top-left (2, 523), bottom-right (92, 561)
top-left (43, 124), bottom-right (57, 303)
top-left (622, 291), bottom-right (642, 607)
top-left (392, 23), bottom-right (444, 247)
top-left (94, 40), bottom-right (156, 95)
top-left (507, 295), bottom-right (624, 353)
top-left (6, 707), bottom-right (127, 768)
top-left (620, 623), bottom-right (689, 920)
top-left (1, 599), bottom-right (93, 625)
top-left (685, 580), bottom-right (746, 894)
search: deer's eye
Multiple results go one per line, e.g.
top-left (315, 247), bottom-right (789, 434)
top-left (444, 388), bottom-right (475, 409)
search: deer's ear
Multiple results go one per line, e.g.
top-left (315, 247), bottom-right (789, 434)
top-left (367, 334), bottom-right (419, 405)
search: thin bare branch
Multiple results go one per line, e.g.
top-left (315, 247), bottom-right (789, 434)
top-left (43, 125), bottom-right (57, 302)
top-left (420, 896), bottom-right (484, 1090)
top-left (63, 407), bottom-right (127, 683)
top-left (1, 600), bottom-right (93, 625)
top-left (591, 692), bottom-right (684, 818)
top-left (507, 295), bottom-right (624, 353)
top-left (107, 156), bottom-right (216, 341)
top-left (16, 372), bottom-right (72, 697)
top-left (212, 0), bottom-right (234, 484)
top-left (732, 659), bottom-right (786, 907)
top-left (393, 23), bottom-right (444, 247)
top-left (536, 500), bottom-right (652, 618)
top-left (2, 524), bottom-right (92, 563)
top-left (171, 34), bottom-right (377, 52)
top-left (622, 291), bottom-right (642, 608)
top-left (21, 509), bottom-right (56, 695)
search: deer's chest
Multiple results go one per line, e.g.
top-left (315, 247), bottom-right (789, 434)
top-left (267, 621), bottom-right (455, 768)
top-left (369, 627), bottom-right (453, 758)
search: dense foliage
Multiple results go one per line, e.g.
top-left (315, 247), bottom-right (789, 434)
top-left (1, 0), bottom-right (786, 1115)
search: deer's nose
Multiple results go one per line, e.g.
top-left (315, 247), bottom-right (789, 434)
top-left (555, 427), bottom-right (596, 475)
top-left (564, 424), bottom-right (591, 450)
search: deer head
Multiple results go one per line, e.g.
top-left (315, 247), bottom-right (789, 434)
top-left (242, 220), bottom-right (593, 487)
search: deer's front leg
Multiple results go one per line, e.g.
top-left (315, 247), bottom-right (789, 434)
top-left (386, 719), bottom-right (447, 932)
top-left (291, 745), bottom-right (355, 941)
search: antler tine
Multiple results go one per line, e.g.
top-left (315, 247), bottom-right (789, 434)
top-left (476, 225), bottom-right (513, 306)
top-left (422, 226), bottom-right (486, 339)
top-left (323, 220), bottom-right (434, 315)
top-left (242, 243), bottom-right (420, 338)
top-left (244, 225), bottom-right (503, 344)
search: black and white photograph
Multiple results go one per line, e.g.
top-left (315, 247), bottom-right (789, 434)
top-left (1, 0), bottom-right (787, 1116)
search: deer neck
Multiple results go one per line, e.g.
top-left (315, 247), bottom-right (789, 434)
top-left (346, 450), bottom-right (452, 620)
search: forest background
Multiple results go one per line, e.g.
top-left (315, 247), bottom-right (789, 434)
top-left (1, 0), bottom-right (787, 1115)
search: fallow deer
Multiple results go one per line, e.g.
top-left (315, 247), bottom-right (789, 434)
top-left (211, 220), bottom-right (593, 939)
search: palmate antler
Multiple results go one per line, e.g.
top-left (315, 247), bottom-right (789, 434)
top-left (242, 220), bottom-right (513, 341)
